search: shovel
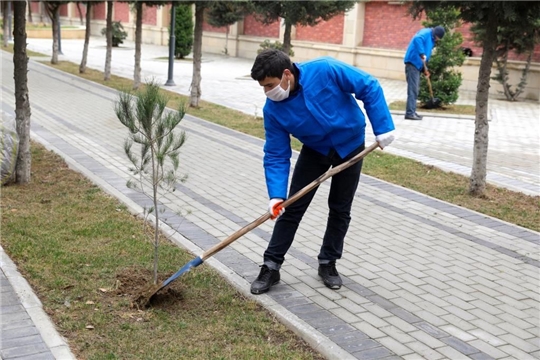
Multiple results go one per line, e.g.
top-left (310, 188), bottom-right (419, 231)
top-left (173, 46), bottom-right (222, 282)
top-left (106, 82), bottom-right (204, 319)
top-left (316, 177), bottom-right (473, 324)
top-left (144, 142), bottom-right (380, 302)
top-left (422, 60), bottom-right (441, 109)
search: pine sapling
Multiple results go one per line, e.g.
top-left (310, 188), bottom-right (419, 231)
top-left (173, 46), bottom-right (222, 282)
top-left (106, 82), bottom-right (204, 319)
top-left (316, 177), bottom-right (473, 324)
top-left (116, 81), bottom-right (187, 284)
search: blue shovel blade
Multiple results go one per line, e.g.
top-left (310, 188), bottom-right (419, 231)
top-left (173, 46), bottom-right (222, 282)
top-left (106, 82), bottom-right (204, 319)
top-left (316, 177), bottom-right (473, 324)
top-left (161, 256), bottom-right (204, 289)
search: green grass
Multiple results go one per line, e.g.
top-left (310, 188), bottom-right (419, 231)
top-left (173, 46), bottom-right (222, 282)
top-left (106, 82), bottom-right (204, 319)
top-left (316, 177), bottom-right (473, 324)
top-left (389, 100), bottom-right (476, 115)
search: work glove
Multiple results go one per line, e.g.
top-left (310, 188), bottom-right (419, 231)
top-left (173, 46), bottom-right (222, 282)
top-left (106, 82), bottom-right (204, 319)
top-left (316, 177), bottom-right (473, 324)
top-left (268, 198), bottom-right (285, 220)
top-left (375, 130), bottom-right (395, 149)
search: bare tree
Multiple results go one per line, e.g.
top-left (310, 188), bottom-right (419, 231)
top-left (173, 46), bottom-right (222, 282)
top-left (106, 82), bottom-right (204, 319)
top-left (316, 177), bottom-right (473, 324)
top-left (189, 2), bottom-right (204, 107)
top-left (27, 0), bottom-right (33, 24)
top-left (133, 1), bottom-right (143, 89)
top-left (79, 1), bottom-right (93, 73)
top-left (75, 1), bottom-right (84, 25)
top-left (104, 0), bottom-right (113, 80)
top-left (43, 1), bottom-right (65, 64)
top-left (13, 0), bottom-right (32, 184)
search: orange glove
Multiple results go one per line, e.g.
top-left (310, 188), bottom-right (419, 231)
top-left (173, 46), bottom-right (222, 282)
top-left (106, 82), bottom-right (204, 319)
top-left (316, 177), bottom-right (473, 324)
top-left (268, 198), bottom-right (285, 220)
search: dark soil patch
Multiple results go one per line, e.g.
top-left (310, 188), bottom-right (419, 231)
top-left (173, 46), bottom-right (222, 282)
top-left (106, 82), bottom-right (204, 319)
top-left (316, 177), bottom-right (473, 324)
top-left (111, 266), bottom-right (185, 310)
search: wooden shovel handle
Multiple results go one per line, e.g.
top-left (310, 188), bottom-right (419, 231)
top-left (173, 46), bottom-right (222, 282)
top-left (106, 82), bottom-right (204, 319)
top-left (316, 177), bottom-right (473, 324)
top-left (201, 142), bottom-right (379, 261)
top-left (422, 59), bottom-right (434, 98)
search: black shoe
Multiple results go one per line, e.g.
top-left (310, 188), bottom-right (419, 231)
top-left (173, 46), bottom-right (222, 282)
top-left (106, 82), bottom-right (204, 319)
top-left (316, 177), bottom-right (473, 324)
top-left (404, 114), bottom-right (422, 120)
top-left (251, 265), bottom-right (280, 294)
top-left (414, 113), bottom-right (424, 120)
top-left (318, 262), bottom-right (342, 289)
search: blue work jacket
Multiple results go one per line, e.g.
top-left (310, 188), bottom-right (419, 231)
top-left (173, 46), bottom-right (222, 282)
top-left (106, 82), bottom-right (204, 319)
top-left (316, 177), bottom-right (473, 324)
top-left (262, 57), bottom-right (395, 200)
top-left (404, 28), bottom-right (436, 71)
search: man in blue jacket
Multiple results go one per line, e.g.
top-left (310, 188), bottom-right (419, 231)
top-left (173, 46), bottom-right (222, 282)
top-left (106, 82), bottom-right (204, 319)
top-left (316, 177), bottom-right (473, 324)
top-left (249, 49), bottom-right (396, 294)
top-left (404, 26), bottom-right (445, 120)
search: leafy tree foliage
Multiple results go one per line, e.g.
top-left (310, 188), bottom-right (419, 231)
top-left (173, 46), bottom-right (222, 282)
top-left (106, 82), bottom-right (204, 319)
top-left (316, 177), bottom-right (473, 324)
top-left (172, 3), bottom-right (193, 59)
top-left (251, 1), bottom-right (356, 55)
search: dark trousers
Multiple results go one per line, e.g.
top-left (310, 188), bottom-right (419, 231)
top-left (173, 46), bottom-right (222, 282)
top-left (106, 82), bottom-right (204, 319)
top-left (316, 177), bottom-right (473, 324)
top-left (263, 143), bottom-right (365, 270)
top-left (405, 63), bottom-right (421, 117)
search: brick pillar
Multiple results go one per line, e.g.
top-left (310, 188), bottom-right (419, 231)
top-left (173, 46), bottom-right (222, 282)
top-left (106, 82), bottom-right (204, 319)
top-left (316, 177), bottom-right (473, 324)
top-left (343, 2), bottom-right (365, 47)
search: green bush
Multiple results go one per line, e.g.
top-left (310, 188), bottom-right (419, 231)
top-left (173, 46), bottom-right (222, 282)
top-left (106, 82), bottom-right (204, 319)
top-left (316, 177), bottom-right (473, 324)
top-left (258, 39), bottom-right (295, 57)
top-left (172, 4), bottom-right (193, 59)
top-left (418, 8), bottom-right (465, 106)
top-left (101, 21), bottom-right (127, 47)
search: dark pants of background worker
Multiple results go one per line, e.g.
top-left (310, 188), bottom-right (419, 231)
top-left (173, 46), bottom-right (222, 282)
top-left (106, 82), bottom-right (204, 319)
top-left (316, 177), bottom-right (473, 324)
top-left (405, 63), bottom-right (421, 117)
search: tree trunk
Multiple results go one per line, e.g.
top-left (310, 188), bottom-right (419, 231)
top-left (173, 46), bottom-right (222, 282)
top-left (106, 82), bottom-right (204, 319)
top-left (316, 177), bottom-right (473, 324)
top-left (26, 0), bottom-right (33, 24)
top-left (189, 3), bottom-right (204, 108)
top-left (224, 25), bottom-right (229, 55)
top-left (469, 9), bottom-right (497, 196)
top-left (282, 21), bottom-right (292, 56)
top-left (44, 4), bottom-right (59, 64)
top-left (3, 2), bottom-right (9, 47)
top-left (79, 1), bottom-right (92, 73)
top-left (13, 1), bottom-right (31, 184)
top-left (133, 2), bottom-right (143, 90)
top-left (104, 0), bottom-right (113, 81)
top-left (76, 2), bottom-right (84, 25)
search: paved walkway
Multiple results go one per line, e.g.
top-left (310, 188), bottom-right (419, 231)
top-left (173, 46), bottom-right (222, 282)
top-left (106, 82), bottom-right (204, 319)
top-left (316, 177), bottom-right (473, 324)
top-left (1, 40), bottom-right (539, 359)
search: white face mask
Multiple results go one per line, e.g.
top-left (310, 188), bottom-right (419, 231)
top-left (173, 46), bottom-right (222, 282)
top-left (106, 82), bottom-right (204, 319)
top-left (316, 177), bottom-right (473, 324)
top-left (265, 74), bottom-right (290, 102)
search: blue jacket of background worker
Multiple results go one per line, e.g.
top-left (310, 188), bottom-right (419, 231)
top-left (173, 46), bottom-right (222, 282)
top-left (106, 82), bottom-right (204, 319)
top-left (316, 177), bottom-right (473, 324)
top-left (404, 27), bottom-right (436, 70)
top-left (262, 56), bottom-right (395, 200)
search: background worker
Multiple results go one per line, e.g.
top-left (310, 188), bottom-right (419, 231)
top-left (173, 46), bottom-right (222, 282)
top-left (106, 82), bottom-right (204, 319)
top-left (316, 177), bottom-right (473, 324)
top-left (404, 25), bottom-right (445, 120)
top-left (249, 49), bottom-right (396, 295)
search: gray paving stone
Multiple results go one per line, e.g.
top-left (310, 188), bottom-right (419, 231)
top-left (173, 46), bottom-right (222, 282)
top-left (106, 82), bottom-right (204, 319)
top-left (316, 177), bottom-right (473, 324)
top-left (1, 319), bottom-right (35, 331)
top-left (0, 342), bottom-right (50, 359)
top-left (440, 336), bottom-right (482, 356)
top-left (341, 338), bottom-right (381, 353)
top-left (0, 326), bottom-right (40, 340)
top-left (13, 353), bottom-right (55, 360)
top-left (353, 346), bottom-right (395, 360)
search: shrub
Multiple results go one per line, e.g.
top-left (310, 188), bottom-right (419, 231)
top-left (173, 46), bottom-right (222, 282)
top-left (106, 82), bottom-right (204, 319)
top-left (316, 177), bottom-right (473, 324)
top-left (258, 39), bottom-right (295, 57)
top-left (172, 4), bottom-right (193, 59)
top-left (418, 8), bottom-right (465, 106)
top-left (101, 21), bottom-right (127, 47)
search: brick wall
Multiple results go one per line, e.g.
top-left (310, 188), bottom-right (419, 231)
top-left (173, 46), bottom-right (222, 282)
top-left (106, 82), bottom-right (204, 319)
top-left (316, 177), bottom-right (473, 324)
top-left (296, 14), bottom-right (344, 44)
top-left (30, 2), bottom-right (40, 15)
top-left (243, 14), bottom-right (279, 38)
top-left (59, 4), bottom-right (68, 17)
top-left (114, 2), bottom-right (130, 23)
top-left (93, 2), bottom-right (106, 21)
top-left (362, 2), bottom-right (540, 62)
top-left (363, 2), bottom-right (423, 50)
top-left (142, 5), bottom-right (157, 26)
